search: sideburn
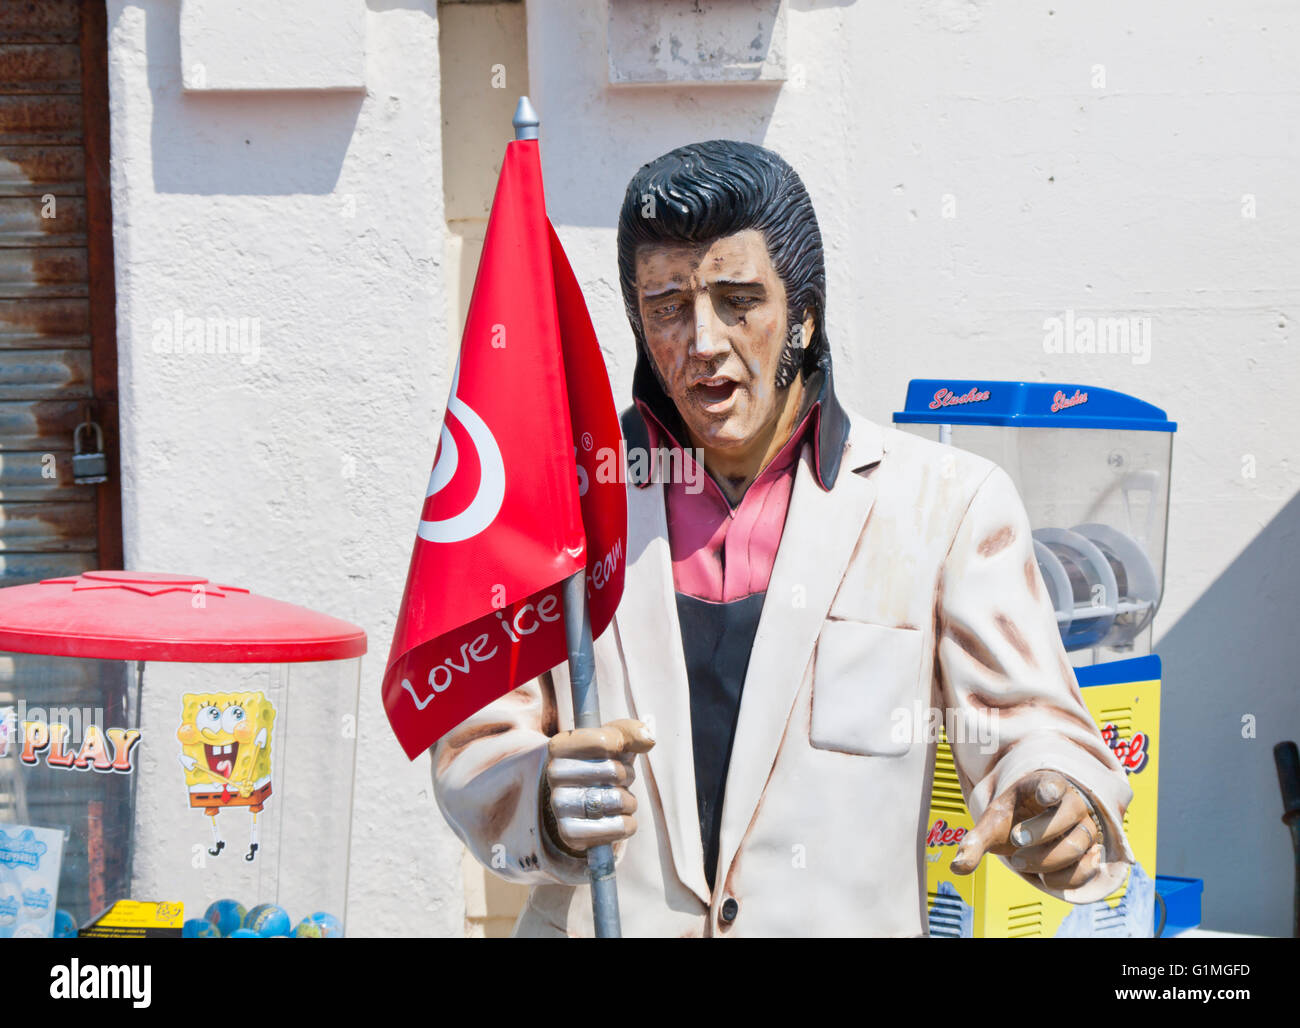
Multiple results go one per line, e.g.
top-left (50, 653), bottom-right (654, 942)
top-left (773, 321), bottom-right (806, 390)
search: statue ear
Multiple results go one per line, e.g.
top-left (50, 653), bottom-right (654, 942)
top-left (801, 309), bottom-right (816, 348)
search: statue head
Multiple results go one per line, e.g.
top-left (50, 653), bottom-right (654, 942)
top-left (617, 140), bottom-right (829, 464)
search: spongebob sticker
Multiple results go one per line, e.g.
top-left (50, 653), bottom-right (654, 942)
top-left (177, 693), bottom-right (275, 862)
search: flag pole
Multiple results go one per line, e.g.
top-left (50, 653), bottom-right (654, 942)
top-left (561, 570), bottom-right (623, 938)
top-left (515, 95), bottom-right (622, 939)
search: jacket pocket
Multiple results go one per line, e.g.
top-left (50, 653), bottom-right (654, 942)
top-left (810, 620), bottom-right (925, 757)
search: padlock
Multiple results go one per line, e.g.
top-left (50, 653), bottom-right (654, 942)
top-left (73, 421), bottom-right (108, 485)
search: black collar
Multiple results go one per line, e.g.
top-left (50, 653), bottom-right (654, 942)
top-left (623, 346), bottom-right (851, 491)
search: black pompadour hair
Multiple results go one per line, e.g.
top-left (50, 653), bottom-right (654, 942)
top-left (616, 139), bottom-right (829, 389)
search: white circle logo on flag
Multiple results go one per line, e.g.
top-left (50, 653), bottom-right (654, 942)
top-left (419, 363), bottom-right (506, 544)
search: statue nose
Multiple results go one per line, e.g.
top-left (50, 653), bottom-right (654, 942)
top-left (690, 301), bottom-right (727, 358)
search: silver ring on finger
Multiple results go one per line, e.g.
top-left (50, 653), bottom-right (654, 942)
top-left (583, 786), bottom-right (616, 819)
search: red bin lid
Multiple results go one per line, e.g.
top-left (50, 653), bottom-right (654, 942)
top-left (0, 571), bottom-right (367, 663)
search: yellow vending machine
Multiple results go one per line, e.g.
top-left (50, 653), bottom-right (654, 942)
top-left (894, 380), bottom-right (1173, 938)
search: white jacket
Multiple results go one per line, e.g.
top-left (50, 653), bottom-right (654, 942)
top-left (432, 406), bottom-right (1135, 937)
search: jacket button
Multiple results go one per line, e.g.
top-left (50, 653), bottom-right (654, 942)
top-left (720, 898), bottom-right (739, 924)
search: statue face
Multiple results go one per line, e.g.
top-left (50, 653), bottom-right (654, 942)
top-left (635, 229), bottom-right (805, 455)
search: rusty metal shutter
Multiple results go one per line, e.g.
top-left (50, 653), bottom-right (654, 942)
top-left (0, 0), bottom-right (120, 586)
top-left (0, 3), bottom-right (126, 930)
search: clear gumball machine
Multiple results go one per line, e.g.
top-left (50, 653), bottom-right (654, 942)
top-left (0, 571), bottom-right (365, 939)
top-left (895, 380), bottom-right (1177, 937)
top-left (895, 380), bottom-right (1175, 666)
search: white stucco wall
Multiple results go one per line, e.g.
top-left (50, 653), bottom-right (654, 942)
top-left (106, 1), bottom-right (463, 937)
top-left (528, 1), bottom-right (1300, 936)
top-left (103, 0), bottom-right (1299, 937)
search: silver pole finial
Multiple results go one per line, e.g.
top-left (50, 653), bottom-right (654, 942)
top-left (513, 96), bottom-right (539, 141)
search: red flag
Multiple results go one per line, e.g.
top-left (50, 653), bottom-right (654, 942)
top-left (383, 139), bottom-right (627, 760)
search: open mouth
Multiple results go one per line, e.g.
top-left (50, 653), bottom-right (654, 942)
top-left (205, 742), bottom-right (239, 778)
top-left (692, 377), bottom-right (739, 408)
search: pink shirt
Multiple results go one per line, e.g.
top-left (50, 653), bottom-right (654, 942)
top-left (642, 407), bottom-right (815, 603)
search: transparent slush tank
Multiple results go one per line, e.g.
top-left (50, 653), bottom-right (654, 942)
top-left (897, 423), bottom-right (1173, 666)
top-left (0, 652), bottom-right (360, 935)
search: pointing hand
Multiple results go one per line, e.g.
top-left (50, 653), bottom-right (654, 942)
top-left (950, 770), bottom-right (1104, 891)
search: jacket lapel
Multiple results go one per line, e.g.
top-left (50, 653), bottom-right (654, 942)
top-left (715, 412), bottom-right (886, 885)
top-left (617, 473), bottom-right (712, 905)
